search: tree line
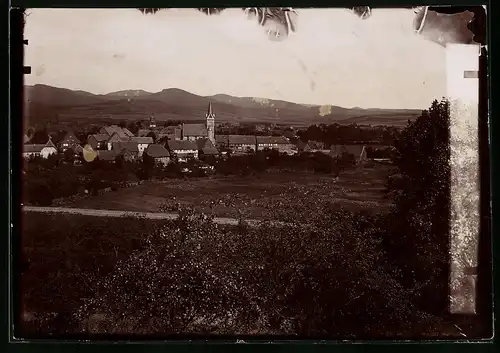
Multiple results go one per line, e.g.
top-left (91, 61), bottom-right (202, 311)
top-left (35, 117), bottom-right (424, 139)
top-left (297, 123), bottom-right (402, 146)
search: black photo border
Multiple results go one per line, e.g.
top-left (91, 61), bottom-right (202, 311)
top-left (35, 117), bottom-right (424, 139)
top-left (4, 1), bottom-right (496, 351)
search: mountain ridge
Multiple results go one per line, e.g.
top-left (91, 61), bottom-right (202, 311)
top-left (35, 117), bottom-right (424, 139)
top-left (24, 84), bottom-right (422, 127)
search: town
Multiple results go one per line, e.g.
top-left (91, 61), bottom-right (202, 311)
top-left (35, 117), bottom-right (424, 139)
top-left (23, 101), bottom-right (391, 166)
top-left (22, 98), bottom-right (400, 211)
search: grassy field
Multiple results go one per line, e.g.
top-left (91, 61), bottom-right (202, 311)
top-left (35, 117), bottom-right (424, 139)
top-left (67, 164), bottom-right (394, 221)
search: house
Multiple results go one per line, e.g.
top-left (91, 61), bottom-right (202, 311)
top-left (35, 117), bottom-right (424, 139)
top-left (182, 123), bottom-right (208, 141)
top-left (23, 139), bottom-right (58, 159)
top-left (145, 144), bottom-right (170, 166)
top-left (96, 150), bottom-right (119, 162)
top-left (167, 140), bottom-right (199, 162)
top-left (100, 125), bottom-right (134, 139)
top-left (256, 136), bottom-right (293, 153)
top-left (111, 141), bottom-right (140, 161)
top-left (330, 145), bottom-right (368, 163)
top-left (228, 135), bottom-right (257, 153)
top-left (130, 136), bottom-right (154, 156)
top-left (106, 132), bottom-right (130, 150)
top-left (59, 131), bottom-right (81, 152)
top-left (87, 134), bottom-right (110, 150)
top-left (196, 138), bottom-right (219, 159)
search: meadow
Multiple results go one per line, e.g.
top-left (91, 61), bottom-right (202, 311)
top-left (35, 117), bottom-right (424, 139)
top-left (67, 163), bottom-right (394, 221)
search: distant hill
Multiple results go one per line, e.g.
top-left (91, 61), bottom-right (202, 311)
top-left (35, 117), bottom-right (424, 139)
top-left (25, 84), bottom-right (106, 107)
top-left (24, 84), bottom-right (422, 127)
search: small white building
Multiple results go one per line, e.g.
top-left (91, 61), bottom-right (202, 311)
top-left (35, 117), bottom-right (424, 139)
top-left (23, 139), bottom-right (58, 159)
top-left (167, 140), bottom-right (199, 162)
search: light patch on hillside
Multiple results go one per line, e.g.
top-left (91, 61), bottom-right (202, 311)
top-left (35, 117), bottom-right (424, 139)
top-left (252, 97), bottom-right (270, 105)
top-left (319, 105), bottom-right (332, 116)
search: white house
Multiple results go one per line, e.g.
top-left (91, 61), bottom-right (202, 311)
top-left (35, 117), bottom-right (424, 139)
top-left (23, 139), bottom-right (58, 159)
top-left (166, 140), bottom-right (199, 162)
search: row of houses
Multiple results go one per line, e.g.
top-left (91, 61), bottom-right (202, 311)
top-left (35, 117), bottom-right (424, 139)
top-left (86, 125), bottom-right (154, 154)
top-left (23, 131), bottom-right (369, 165)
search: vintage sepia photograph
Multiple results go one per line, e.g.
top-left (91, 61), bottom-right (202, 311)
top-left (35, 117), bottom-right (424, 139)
top-left (15, 6), bottom-right (491, 340)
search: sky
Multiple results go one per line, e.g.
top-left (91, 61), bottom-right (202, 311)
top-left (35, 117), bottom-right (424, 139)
top-left (24, 8), bottom-right (448, 109)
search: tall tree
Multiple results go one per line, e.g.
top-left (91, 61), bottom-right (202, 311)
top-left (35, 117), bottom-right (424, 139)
top-left (386, 99), bottom-right (451, 315)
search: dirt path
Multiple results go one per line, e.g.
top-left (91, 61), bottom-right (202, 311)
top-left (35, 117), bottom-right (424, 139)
top-left (22, 206), bottom-right (288, 228)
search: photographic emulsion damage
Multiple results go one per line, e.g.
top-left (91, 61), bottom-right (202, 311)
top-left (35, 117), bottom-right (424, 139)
top-left (15, 6), bottom-right (491, 341)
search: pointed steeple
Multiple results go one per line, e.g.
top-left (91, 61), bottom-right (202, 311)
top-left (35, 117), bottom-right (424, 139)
top-left (206, 99), bottom-right (215, 146)
top-left (45, 137), bottom-right (56, 149)
top-left (206, 100), bottom-right (214, 119)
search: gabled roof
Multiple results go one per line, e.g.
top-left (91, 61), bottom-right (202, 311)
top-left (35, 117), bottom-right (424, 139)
top-left (228, 135), bottom-right (257, 145)
top-left (122, 128), bottom-right (134, 137)
top-left (196, 138), bottom-right (212, 150)
top-left (100, 125), bottom-right (130, 139)
top-left (196, 138), bottom-right (219, 155)
top-left (107, 132), bottom-right (129, 144)
top-left (89, 134), bottom-right (110, 142)
top-left (24, 134), bottom-right (31, 143)
top-left (182, 123), bottom-right (207, 137)
top-left (330, 145), bottom-right (366, 158)
top-left (131, 136), bottom-right (154, 144)
top-left (256, 136), bottom-right (290, 145)
top-left (23, 144), bottom-right (45, 153)
top-left (97, 150), bottom-right (119, 161)
top-left (167, 140), bottom-right (198, 151)
top-left (24, 139), bottom-right (57, 153)
top-left (45, 139), bottom-right (57, 149)
top-left (112, 141), bottom-right (139, 153)
top-left (72, 145), bottom-right (84, 153)
top-left (145, 144), bottom-right (170, 158)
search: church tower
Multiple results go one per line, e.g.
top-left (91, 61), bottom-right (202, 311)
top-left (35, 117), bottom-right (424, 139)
top-left (149, 115), bottom-right (156, 128)
top-left (206, 100), bottom-right (215, 145)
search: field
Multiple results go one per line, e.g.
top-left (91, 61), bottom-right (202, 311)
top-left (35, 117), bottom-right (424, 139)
top-left (66, 164), bottom-right (394, 221)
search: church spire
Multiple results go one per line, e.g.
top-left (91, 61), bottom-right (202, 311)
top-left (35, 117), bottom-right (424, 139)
top-left (206, 99), bottom-right (215, 145)
top-left (206, 100), bottom-right (214, 119)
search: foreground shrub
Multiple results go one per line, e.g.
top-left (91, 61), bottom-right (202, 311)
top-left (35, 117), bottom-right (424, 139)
top-left (19, 213), bottom-right (166, 336)
top-left (73, 205), bottom-right (443, 338)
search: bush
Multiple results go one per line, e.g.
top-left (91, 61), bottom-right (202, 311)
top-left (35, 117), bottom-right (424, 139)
top-left (72, 204), bottom-right (440, 338)
top-left (19, 213), bottom-right (165, 336)
top-left (23, 180), bottom-right (53, 206)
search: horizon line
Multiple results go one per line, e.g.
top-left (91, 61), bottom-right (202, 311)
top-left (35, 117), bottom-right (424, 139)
top-left (25, 83), bottom-right (427, 111)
